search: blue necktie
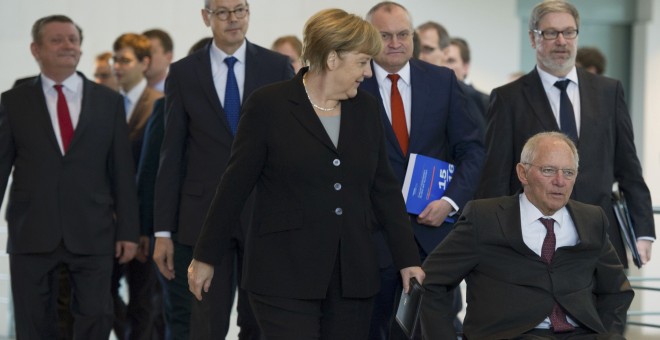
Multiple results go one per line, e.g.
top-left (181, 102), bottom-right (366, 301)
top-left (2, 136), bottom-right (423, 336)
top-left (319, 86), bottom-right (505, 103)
top-left (554, 79), bottom-right (578, 143)
top-left (224, 56), bottom-right (240, 135)
top-left (123, 95), bottom-right (131, 116)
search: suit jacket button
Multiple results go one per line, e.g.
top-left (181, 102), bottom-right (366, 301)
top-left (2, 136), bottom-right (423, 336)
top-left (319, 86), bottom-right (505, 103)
top-left (334, 207), bottom-right (343, 215)
top-left (334, 183), bottom-right (342, 191)
top-left (333, 159), bottom-right (341, 166)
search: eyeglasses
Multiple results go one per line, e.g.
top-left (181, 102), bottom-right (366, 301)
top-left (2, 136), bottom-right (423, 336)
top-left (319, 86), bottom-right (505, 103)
top-left (532, 29), bottom-right (579, 40)
top-left (112, 57), bottom-right (135, 65)
top-left (205, 6), bottom-right (249, 21)
top-left (523, 163), bottom-right (577, 179)
top-left (380, 31), bottom-right (412, 42)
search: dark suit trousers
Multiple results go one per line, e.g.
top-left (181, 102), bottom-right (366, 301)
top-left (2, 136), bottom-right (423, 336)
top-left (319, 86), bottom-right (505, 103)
top-left (10, 244), bottom-right (114, 340)
top-left (248, 256), bottom-right (374, 340)
top-left (167, 238), bottom-right (260, 340)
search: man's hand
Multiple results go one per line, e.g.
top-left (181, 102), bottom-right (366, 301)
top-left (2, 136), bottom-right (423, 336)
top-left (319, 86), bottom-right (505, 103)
top-left (135, 236), bottom-right (151, 263)
top-left (417, 199), bottom-right (453, 227)
top-left (188, 259), bottom-right (214, 301)
top-left (115, 241), bottom-right (138, 264)
top-left (153, 237), bottom-right (175, 280)
top-left (637, 239), bottom-right (653, 265)
top-left (400, 266), bottom-right (425, 293)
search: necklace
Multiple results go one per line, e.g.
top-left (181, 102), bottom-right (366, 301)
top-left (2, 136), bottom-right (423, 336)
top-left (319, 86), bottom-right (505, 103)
top-left (302, 75), bottom-right (339, 112)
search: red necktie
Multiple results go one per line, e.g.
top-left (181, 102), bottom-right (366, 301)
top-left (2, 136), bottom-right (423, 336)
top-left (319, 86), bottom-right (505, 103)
top-left (54, 85), bottom-right (74, 152)
top-left (387, 74), bottom-right (409, 155)
top-left (539, 218), bottom-right (575, 333)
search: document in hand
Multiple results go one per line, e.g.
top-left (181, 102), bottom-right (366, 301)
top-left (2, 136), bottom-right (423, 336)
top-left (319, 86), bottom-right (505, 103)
top-left (612, 188), bottom-right (642, 268)
top-left (402, 153), bottom-right (454, 215)
top-left (395, 277), bottom-right (425, 339)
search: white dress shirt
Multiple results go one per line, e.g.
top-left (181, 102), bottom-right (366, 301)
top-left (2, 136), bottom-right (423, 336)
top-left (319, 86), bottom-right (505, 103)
top-left (40, 73), bottom-right (83, 155)
top-left (121, 78), bottom-right (147, 121)
top-left (210, 39), bottom-right (247, 106)
top-left (537, 65), bottom-right (581, 137)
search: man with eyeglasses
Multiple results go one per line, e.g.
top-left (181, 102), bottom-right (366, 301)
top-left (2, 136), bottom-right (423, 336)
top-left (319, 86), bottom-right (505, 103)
top-left (421, 131), bottom-right (633, 339)
top-left (477, 0), bottom-right (655, 269)
top-left (152, 0), bottom-right (293, 339)
top-left (361, 2), bottom-right (484, 339)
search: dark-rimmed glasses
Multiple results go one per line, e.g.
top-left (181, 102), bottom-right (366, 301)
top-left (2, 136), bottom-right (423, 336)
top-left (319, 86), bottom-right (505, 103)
top-left (205, 6), bottom-right (249, 21)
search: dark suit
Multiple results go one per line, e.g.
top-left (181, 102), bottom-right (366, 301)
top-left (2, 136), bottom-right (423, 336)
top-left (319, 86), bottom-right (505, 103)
top-left (193, 69), bottom-right (420, 338)
top-left (0, 73), bottom-right (139, 339)
top-left (112, 86), bottom-right (165, 340)
top-left (420, 196), bottom-right (633, 340)
top-left (154, 40), bottom-right (293, 339)
top-left (360, 59), bottom-right (484, 338)
top-left (476, 67), bottom-right (655, 266)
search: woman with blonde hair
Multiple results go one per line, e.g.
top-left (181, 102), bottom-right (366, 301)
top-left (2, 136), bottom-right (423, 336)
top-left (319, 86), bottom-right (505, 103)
top-left (188, 9), bottom-right (424, 339)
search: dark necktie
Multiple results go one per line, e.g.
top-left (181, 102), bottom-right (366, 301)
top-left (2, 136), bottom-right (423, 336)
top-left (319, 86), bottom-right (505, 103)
top-left (553, 80), bottom-right (578, 143)
top-left (224, 56), bottom-right (240, 135)
top-left (54, 85), bottom-right (74, 152)
top-left (539, 218), bottom-right (575, 333)
top-left (387, 74), bottom-right (409, 155)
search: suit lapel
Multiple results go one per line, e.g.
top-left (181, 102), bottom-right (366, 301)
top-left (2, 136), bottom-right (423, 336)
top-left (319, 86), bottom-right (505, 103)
top-left (496, 195), bottom-right (542, 260)
top-left (564, 201), bottom-right (592, 250)
top-left (522, 69), bottom-right (559, 132)
top-left (408, 60), bottom-right (430, 153)
top-left (69, 74), bottom-right (96, 153)
top-left (575, 68), bottom-right (599, 150)
top-left (127, 87), bottom-right (158, 139)
top-left (30, 77), bottom-right (62, 155)
top-left (194, 46), bottom-right (233, 135)
top-left (243, 40), bottom-right (261, 100)
top-left (288, 72), bottom-right (337, 152)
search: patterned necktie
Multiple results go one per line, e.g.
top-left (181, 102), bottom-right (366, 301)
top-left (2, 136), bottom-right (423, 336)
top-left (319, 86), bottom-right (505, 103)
top-left (224, 56), bottom-right (241, 136)
top-left (53, 85), bottom-right (74, 152)
top-left (387, 74), bottom-right (409, 155)
top-left (539, 218), bottom-right (575, 333)
top-left (553, 80), bottom-right (578, 143)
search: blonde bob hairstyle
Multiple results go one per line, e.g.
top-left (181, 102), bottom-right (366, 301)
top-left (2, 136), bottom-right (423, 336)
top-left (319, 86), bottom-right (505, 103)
top-left (302, 8), bottom-right (382, 72)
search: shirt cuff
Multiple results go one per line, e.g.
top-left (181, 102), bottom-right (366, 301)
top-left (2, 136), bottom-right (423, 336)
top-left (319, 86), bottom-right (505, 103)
top-left (441, 196), bottom-right (459, 216)
top-left (154, 231), bottom-right (172, 238)
top-left (637, 236), bottom-right (655, 242)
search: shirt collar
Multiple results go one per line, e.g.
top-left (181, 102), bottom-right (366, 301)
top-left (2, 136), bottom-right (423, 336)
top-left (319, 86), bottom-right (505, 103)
top-left (537, 65), bottom-right (578, 89)
top-left (373, 61), bottom-right (411, 87)
top-left (122, 78), bottom-right (147, 105)
top-left (520, 192), bottom-right (569, 228)
top-left (41, 72), bottom-right (82, 94)
top-left (210, 39), bottom-right (247, 64)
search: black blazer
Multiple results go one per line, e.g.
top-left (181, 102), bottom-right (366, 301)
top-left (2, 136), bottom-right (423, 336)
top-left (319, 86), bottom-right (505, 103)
top-left (420, 196), bottom-right (633, 340)
top-left (359, 59), bottom-right (485, 257)
top-left (476, 67), bottom-right (655, 265)
top-left (137, 97), bottom-right (164, 236)
top-left (154, 40), bottom-right (293, 245)
top-left (193, 70), bottom-right (420, 299)
top-left (0, 73), bottom-right (139, 254)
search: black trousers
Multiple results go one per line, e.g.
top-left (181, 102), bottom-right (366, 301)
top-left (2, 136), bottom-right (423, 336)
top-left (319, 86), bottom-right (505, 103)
top-left (10, 244), bottom-right (114, 340)
top-left (165, 238), bottom-right (260, 340)
top-left (248, 257), bottom-right (374, 340)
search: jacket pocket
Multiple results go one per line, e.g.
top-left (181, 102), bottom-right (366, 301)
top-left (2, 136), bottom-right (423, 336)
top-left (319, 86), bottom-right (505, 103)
top-left (257, 209), bottom-right (303, 236)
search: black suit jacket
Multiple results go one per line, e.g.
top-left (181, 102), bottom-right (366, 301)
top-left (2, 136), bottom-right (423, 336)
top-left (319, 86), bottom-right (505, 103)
top-left (0, 73), bottom-right (139, 254)
top-left (477, 67), bottom-right (655, 264)
top-left (420, 196), bottom-right (633, 340)
top-left (154, 40), bottom-right (293, 245)
top-left (194, 70), bottom-right (420, 299)
top-left (359, 59), bottom-right (485, 257)
top-left (137, 97), bottom-right (164, 236)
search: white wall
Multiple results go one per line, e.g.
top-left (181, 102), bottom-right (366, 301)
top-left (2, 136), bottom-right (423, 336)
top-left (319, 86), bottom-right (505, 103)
top-left (0, 0), bottom-right (518, 94)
